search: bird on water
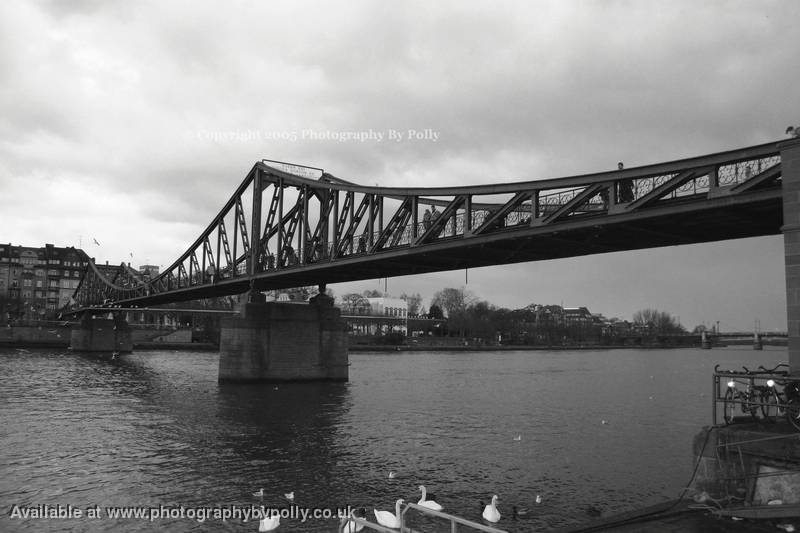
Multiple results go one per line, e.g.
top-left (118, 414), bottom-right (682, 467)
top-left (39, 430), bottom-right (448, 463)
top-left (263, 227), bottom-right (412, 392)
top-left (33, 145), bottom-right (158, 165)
top-left (483, 495), bottom-right (501, 523)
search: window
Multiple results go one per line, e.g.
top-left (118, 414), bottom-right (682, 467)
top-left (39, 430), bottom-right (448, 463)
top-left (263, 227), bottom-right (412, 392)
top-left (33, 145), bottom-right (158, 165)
top-left (47, 269), bottom-right (58, 276)
top-left (35, 280), bottom-right (42, 288)
top-left (35, 269), bottom-right (44, 277)
top-left (23, 279), bottom-right (32, 287)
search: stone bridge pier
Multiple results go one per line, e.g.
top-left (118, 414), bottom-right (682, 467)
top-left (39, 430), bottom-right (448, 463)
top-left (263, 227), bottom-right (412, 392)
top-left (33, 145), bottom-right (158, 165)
top-left (70, 312), bottom-right (132, 353)
top-left (218, 290), bottom-right (349, 383)
top-left (783, 137), bottom-right (800, 373)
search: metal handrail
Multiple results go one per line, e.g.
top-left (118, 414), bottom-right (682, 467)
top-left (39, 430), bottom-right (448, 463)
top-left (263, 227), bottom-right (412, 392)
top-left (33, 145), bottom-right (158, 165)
top-left (400, 502), bottom-right (508, 533)
top-left (337, 515), bottom-right (397, 533)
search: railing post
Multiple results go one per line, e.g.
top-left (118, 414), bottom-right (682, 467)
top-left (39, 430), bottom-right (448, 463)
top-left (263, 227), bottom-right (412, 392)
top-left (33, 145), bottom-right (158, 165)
top-left (780, 137), bottom-right (800, 374)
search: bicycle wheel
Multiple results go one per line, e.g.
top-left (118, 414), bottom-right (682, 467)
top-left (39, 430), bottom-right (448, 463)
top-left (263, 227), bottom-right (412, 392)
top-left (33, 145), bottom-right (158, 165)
top-left (760, 389), bottom-right (780, 422)
top-left (723, 388), bottom-right (736, 424)
top-left (786, 398), bottom-right (800, 431)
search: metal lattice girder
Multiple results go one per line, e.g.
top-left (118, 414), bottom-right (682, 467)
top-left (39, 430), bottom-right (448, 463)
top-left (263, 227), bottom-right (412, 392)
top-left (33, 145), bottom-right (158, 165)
top-left (333, 191), bottom-right (354, 257)
top-left (235, 196), bottom-right (250, 255)
top-left (336, 194), bottom-right (370, 257)
top-left (219, 220), bottom-right (233, 269)
top-left (203, 237), bottom-right (215, 275)
top-left (371, 197), bottom-right (413, 252)
top-left (65, 140), bottom-right (787, 310)
top-left (307, 190), bottom-right (336, 262)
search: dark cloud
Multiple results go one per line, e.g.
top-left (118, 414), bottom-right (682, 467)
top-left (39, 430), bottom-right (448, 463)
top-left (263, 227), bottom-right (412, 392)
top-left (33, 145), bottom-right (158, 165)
top-left (1, 0), bottom-right (798, 328)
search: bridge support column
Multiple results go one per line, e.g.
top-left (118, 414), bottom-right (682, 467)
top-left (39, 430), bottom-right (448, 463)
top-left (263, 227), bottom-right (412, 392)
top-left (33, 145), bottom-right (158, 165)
top-left (218, 291), bottom-right (348, 383)
top-left (70, 313), bottom-right (132, 353)
top-left (782, 138), bottom-right (800, 373)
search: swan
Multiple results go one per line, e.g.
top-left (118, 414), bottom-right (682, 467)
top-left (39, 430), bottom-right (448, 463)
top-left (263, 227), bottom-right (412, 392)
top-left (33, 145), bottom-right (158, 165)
top-left (258, 513), bottom-right (280, 531)
top-left (417, 485), bottom-right (443, 511)
top-left (513, 435), bottom-right (521, 441)
top-left (482, 495), bottom-right (501, 523)
top-left (535, 494), bottom-right (542, 504)
top-left (388, 471), bottom-right (396, 479)
top-left (284, 491), bottom-right (294, 501)
top-left (374, 499), bottom-right (404, 529)
top-left (253, 488), bottom-right (264, 498)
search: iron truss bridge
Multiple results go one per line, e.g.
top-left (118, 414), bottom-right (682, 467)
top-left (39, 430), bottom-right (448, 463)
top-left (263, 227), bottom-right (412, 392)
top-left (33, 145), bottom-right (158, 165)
top-left (73, 141), bottom-right (784, 309)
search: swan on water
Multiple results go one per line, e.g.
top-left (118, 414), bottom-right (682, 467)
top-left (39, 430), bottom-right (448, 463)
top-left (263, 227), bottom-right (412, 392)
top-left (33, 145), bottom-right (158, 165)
top-left (374, 499), bottom-right (404, 529)
top-left (258, 513), bottom-right (280, 531)
top-left (417, 485), bottom-right (443, 511)
top-left (253, 488), bottom-right (264, 498)
top-left (482, 495), bottom-right (501, 523)
top-left (284, 491), bottom-right (294, 501)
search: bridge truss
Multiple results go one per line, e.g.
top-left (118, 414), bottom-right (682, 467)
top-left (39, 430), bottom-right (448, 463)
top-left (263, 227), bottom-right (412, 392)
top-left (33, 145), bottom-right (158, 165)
top-left (73, 141), bottom-right (783, 308)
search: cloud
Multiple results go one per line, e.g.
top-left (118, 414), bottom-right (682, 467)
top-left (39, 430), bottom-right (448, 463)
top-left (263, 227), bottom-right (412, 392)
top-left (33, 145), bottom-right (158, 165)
top-left (1, 0), bottom-right (798, 329)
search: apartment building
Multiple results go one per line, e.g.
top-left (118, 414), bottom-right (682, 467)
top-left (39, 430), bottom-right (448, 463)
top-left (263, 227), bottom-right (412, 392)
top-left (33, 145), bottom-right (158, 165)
top-left (0, 243), bottom-right (90, 319)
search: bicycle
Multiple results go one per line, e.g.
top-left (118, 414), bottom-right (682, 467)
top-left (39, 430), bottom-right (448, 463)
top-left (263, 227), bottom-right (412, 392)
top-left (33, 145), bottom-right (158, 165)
top-left (756, 364), bottom-right (800, 430)
top-left (716, 365), bottom-right (760, 424)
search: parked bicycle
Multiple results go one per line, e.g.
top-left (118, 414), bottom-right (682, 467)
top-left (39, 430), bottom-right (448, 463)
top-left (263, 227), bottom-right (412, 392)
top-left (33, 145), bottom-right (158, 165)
top-left (715, 363), bottom-right (800, 430)
top-left (755, 364), bottom-right (800, 430)
top-left (717, 365), bottom-right (760, 424)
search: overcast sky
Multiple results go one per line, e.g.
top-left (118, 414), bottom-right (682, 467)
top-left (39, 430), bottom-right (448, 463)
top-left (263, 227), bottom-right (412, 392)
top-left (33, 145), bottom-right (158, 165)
top-left (1, 0), bottom-right (798, 330)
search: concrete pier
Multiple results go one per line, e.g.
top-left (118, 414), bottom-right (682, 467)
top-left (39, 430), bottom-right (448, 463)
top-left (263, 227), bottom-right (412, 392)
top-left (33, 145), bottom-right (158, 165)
top-left (691, 423), bottom-right (800, 507)
top-left (781, 137), bottom-right (800, 373)
top-left (218, 293), bottom-right (348, 383)
top-left (70, 313), bottom-right (132, 353)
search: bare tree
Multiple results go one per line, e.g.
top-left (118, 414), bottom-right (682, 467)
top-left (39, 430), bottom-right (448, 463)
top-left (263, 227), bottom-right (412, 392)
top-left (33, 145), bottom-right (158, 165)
top-left (400, 292), bottom-right (423, 316)
top-left (632, 308), bottom-right (684, 334)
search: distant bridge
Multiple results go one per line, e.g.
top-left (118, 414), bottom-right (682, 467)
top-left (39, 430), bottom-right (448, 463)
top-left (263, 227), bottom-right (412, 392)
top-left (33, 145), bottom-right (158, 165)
top-left (71, 141), bottom-right (784, 309)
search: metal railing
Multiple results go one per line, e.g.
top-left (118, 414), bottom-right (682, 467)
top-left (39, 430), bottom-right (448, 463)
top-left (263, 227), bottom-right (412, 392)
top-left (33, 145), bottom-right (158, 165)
top-left (401, 502), bottom-right (508, 533)
top-left (337, 502), bottom-right (508, 533)
top-left (712, 364), bottom-right (800, 429)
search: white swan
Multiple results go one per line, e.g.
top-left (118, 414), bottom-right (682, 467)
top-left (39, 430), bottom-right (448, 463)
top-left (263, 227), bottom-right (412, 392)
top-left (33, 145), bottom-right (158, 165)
top-left (374, 499), bottom-right (404, 529)
top-left (252, 488), bottom-right (264, 498)
top-left (483, 495), bottom-right (501, 523)
top-left (417, 485), bottom-right (443, 511)
top-left (388, 471), bottom-right (396, 479)
top-left (258, 512), bottom-right (280, 531)
top-left (284, 491), bottom-right (294, 501)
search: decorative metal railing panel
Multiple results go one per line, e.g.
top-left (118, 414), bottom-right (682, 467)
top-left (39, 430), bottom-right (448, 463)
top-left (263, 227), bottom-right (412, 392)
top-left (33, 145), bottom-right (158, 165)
top-left (69, 142), bottom-right (784, 309)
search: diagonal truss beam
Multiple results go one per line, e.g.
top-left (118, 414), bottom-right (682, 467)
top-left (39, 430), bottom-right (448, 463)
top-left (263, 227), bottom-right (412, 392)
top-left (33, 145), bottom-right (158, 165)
top-left (471, 192), bottom-right (529, 235)
top-left (731, 163), bottom-right (782, 194)
top-left (539, 184), bottom-right (604, 225)
top-left (625, 168), bottom-right (706, 210)
top-left (415, 196), bottom-right (468, 244)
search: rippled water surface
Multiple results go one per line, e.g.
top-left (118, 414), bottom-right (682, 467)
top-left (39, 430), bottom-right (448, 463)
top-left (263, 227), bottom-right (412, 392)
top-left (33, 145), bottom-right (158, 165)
top-left (0, 346), bottom-right (787, 532)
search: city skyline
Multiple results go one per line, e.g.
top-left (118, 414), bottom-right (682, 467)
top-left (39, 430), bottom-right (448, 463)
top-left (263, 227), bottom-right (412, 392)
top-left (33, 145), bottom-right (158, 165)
top-left (1, 1), bottom-right (798, 331)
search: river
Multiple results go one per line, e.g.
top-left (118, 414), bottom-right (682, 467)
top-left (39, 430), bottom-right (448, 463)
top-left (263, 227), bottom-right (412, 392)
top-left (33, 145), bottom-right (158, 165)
top-left (0, 345), bottom-right (788, 532)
